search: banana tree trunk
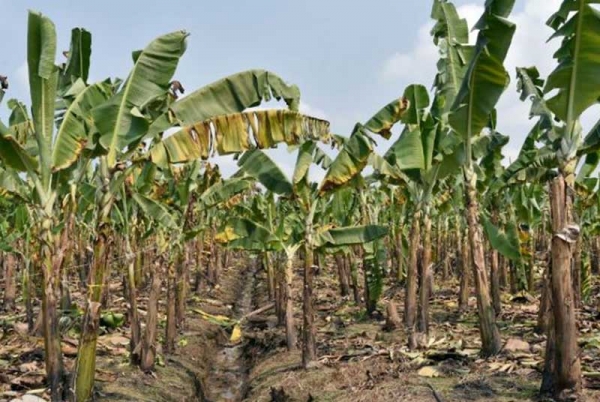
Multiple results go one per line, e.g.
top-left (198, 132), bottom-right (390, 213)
top-left (302, 238), bottom-right (316, 367)
top-left (499, 254), bottom-right (508, 289)
top-left (546, 174), bottom-right (581, 396)
top-left (24, 257), bottom-right (34, 332)
top-left (435, 217), bottom-right (443, 280)
top-left (459, 228), bottom-right (470, 313)
top-left (194, 235), bottom-right (204, 293)
top-left (572, 236), bottom-right (582, 309)
top-left (214, 244), bottom-right (222, 285)
top-left (176, 245), bottom-right (190, 327)
top-left (126, 250), bottom-right (141, 365)
top-left (348, 253), bottom-right (361, 304)
top-left (361, 249), bottom-right (375, 314)
top-left (284, 254), bottom-right (297, 350)
top-left (165, 258), bottom-right (177, 354)
top-left (537, 257), bottom-right (551, 335)
top-left (490, 247), bottom-right (501, 316)
top-left (490, 210), bottom-right (501, 316)
top-left (395, 227), bottom-right (404, 282)
top-left (207, 227), bottom-right (216, 286)
top-left (405, 211), bottom-right (420, 350)
top-left (222, 249), bottom-right (230, 268)
top-left (509, 260), bottom-right (518, 294)
top-left (592, 237), bottom-right (600, 275)
top-left (417, 207), bottom-right (432, 338)
top-left (265, 252), bottom-right (275, 300)
top-left (134, 242), bottom-right (144, 289)
top-left (541, 293), bottom-right (556, 396)
top-left (40, 226), bottom-right (65, 402)
top-left (464, 170), bottom-right (501, 357)
top-left (275, 256), bottom-right (285, 326)
top-left (335, 253), bottom-right (350, 296)
top-left (3, 252), bottom-right (16, 311)
top-left (442, 219), bottom-right (449, 281)
top-left (141, 259), bottom-right (163, 371)
top-left (73, 223), bottom-right (111, 402)
top-left (527, 230), bottom-right (535, 292)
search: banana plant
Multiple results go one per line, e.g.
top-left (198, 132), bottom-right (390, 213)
top-left (375, 83), bottom-right (450, 349)
top-left (0, 13), bottom-right (102, 400)
top-left (444, 0), bottom-right (516, 357)
top-left (487, 0), bottom-right (600, 394)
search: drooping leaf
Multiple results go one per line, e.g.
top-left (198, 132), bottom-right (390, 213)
top-left (150, 110), bottom-right (329, 166)
top-left (482, 215), bottom-right (521, 261)
top-left (516, 67), bottom-right (555, 135)
top-left (316, 225), bottom-right (388, 248)
top-left (0, 167), bottom-right (27, 199)
top-left (0, 121), bottom-right (38, 172)
top-left (200, 178), bottom-right (253, 208)
top-left (237, 149), bottom-right (293, 195)
top-left (132, 192), bottom-right (177, 229)
top-left (292, 141), bottom-right (316, 185)
top-left (217, 218), bottom-right (274, 251)
top-left (384, 85), bottom-right (438, 174)
top-left (363, 98), bottom-right (409, 139)
top-left (148, 69), bottom-right (302, 138)
top-left (52, 80), bottom-right (112, 171)
top-left (385, 127), bottom-right (426, 171)
top-left (319, 126), bottom-right (372, 193)
top-left (93, 30), bottom-right (188, 166)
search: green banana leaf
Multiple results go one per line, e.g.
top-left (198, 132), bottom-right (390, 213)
top-left (52, 80), bottom-right (112, 171)
top-left (449, 0), bottom-right (515, 141)
top-left (482, 215), bottom-right (521, 261)
top-left (132, 192), bottom-right (177, 229)
top-left (28, 10), bottom-right (58, 185)
top-left (237, 149), bottom-right (293, 195)
top-left (545, 3), bottom-right (600, 124)
top-left (315, 225), bottom-right (388, 248)
top-left (93, 30), bottom-right (188, 166)
top-left (147, 69), bottom-right (302, 138)
top-left (200, 178), bottom-right (253, 208)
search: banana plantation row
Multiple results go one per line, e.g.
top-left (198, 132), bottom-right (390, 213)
top-left (1, 0), bottom-right (599, 401)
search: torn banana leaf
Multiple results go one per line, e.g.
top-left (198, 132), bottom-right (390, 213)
top-left (147, 69), bottom-right (303, 138)
top-left (150, 110), bottom-right (329, 166)
top-left (319, 126), bottom-right (372, 193)
top-left (319, 98), bottom-right (408, 192)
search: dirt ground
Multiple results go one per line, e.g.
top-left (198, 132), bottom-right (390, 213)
top-left (1, 255), bottom-right (600, 402)
top-left (240, 262), bottom-right (600, 402)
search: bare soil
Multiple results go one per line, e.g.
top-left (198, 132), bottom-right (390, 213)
top-left (2, 256), bottom-right (600, 402)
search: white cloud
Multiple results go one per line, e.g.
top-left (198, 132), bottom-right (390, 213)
top-left (380, 0), bottom-right (590, 160)
top-left (382, 23), bottom-right (437, 84)
top-left (381, 4), bottom-right (483, 84)
top-left (15, 61), bottom-right (29, 95)
top-left (299, 101), bottom-right (328, 120)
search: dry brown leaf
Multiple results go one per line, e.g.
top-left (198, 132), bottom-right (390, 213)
top-left (418, 366), bottom-right (441, 378)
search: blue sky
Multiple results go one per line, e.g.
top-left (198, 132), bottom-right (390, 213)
top-left (1, 0), bottom-right (597, 178)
